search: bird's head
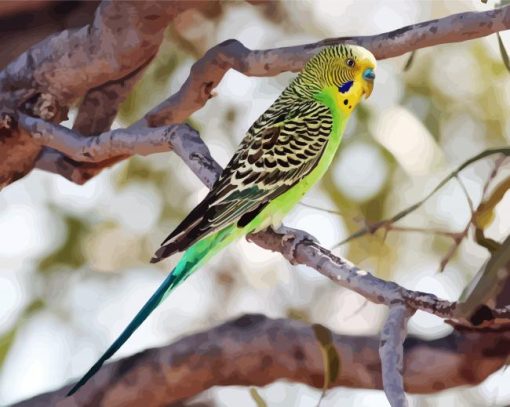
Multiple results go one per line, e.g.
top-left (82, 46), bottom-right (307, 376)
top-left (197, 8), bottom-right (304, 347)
top-left (297, 44), bottom-right (376, 115)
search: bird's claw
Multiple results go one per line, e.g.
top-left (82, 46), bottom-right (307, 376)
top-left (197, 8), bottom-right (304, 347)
top-left (272, 225), bottom-right (320, 264)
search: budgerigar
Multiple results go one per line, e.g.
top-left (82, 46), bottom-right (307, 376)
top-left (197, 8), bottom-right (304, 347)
top-left (68, 44), bottom-right (376, 396)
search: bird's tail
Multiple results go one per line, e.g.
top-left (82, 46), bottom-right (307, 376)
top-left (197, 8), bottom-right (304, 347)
top-left (66, 225), bottom-right (238, 397)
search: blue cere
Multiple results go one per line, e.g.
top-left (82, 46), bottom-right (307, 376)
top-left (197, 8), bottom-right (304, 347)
top-left (363, 68), bottom-right (375, 80)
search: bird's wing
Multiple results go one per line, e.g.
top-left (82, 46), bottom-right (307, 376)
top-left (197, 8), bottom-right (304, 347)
top-left (151, 100), bottom-right (333, 262)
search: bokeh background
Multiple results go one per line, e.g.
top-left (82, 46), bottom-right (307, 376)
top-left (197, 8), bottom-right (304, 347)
top-left (1, 0), bottom-right (510, 405)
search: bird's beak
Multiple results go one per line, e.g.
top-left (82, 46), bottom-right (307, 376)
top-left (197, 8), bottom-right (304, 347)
top-left (362, 68), bottom-right (375, 99)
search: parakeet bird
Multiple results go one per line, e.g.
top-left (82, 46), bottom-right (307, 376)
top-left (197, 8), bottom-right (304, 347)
top-left (67, 44), bottom-right (376, 396)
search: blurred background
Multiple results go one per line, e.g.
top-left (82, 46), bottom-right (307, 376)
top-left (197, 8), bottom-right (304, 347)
top-left (0, 0), bottom-right (509, 405)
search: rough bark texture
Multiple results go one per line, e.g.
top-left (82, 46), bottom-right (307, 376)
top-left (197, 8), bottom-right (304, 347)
top-left (1, 4), bottom-right (510, 188)
top-left (0, 1), bottom-right (210, 188)
top-left (2, 2), bottom-right (510, 406)
top-left (13, 315), bottom-right (510, 407)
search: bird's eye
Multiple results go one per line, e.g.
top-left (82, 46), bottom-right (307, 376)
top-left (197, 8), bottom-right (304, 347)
top-left (346, 58), bottom-right (355, 68)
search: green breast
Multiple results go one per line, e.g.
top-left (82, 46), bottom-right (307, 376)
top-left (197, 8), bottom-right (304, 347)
top-left (246, 110), bottom-right (346, 233)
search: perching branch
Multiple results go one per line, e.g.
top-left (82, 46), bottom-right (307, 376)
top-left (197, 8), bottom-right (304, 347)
top-left (19, 86), bottom-right (510, 407)
top-left (2, 4), bottom-right (510, 187)
top-left (14, 314), bottom-right (510, 406)
top-left (20, 111), bottom-right (506, 325)
top-left (2, 2), bottom-right (510, 405)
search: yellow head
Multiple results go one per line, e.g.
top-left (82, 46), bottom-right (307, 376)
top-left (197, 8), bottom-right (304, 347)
top-left (295, 44), bottom-right (377, 115)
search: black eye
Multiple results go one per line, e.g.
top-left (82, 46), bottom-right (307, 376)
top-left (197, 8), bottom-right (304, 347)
top-left (346, 58), bottom-right (355, 67)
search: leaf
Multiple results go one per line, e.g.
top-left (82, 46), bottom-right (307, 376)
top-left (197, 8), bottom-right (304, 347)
top-left (473, 175), bottom-right (510, 252)
top-left (335, 147), bottom-right (510, 247)
top-left (457, 233), bottom-right (510, 322)
top-left (0, 327), bottom-right (17, 368)
top-left (403, 50), bottom-right (416, 72)
top-left (474, 175), bottom-right (510, 230)
top-left (497, 32), bottom-right (510, 73)
top-left (312, 324), bottom-right (341, 392)
top-left (249, 387), bottom-right (268, 407)
top-left (38, 214), bottom-right (89, 273)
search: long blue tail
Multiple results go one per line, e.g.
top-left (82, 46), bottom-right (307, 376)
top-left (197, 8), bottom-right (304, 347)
top-left (67, 226), bottom-right (236, 396)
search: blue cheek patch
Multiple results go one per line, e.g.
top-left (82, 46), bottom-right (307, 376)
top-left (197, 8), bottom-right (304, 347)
top-left (338, 80), bottom-right (353, 93)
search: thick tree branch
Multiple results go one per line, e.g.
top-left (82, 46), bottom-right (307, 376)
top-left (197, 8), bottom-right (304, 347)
top-left (34, 147), bottom-right (126, 185)
top-left (143, 5), bottom-right (510, 126)
top-left (20, 114), bottom-right (222, 187)
top-left (1, 4), bottom-right (510, 187)
top-left (0, 1), bottom-right (199, 105)
top-left (14, 314), bottom-right (510, 406)
top-left (0, 1), bottom-right (211, 188)
top-left (72, 57), bottom-right (154, 136)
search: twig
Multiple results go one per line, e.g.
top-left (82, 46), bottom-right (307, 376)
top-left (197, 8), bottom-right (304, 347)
top-left (335, 147), bottom-right (510, 247)
top-left (455, 174), bottom-right (475, 214)
top-left (379, 304), bottom-right (414, 407)
top-left (383, 224), bottom-right (462, 240)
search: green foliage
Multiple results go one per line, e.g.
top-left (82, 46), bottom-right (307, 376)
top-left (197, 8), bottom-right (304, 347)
top-left (457, 234), bottom-right (510, 319)
top-left (0, 299), bottom-right (44, 371)
top-left (312, 323), bottom-right (341, 393)
top-left (497, 33), bottom-right (510, 73)
top-left (249, 388), bottom-right (268, 407)
top-left (38, 214), bottom-right (89, 273)
top-left (403, 50), bottom-right (417, 72)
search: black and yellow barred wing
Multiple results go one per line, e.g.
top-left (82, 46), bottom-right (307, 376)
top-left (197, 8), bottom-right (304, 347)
top-left (151, 100), bottom-right (333, 262)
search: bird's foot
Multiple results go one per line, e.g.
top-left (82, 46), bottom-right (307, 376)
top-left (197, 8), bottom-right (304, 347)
top-left (272, 225), bottom-right (320, 264)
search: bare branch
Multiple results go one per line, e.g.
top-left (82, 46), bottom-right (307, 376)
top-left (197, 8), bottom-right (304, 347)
top-left (0, 1), bottom-right (211, 188)
top-left (143, 5), bottom-right (510, 126)
top-left (0, 1), bottom-right (198, 105)
top-left (380, 304), bottom-right (414, 407)
top-left (72, 57), bottom-right (154, 136)
top-left (34, 147), bottom-right (125, 185)
top-left (13, 314), bottom-right (510, 406)
top-left (21, 114), bottom-right (222, 187)
top-left (22, 112), bottom-right (507, 329)
top-left (2, 5), bottom-right (510, 187)
top-left (24, 112), bottom-right (505, 327)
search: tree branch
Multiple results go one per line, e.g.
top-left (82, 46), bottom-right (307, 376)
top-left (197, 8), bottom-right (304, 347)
top-left (1, 4), bottom-right (510, 187)
top-left (34, 147), bottom-right (126, 185)
top-left (0, 1), bottom-right (198, 105)
top-left (0, 0), bottom-right (211, 188)
top-left (143, 5), bottom-right (510, 126)
top-left (379, 304), bottom-right (414, 407)
top-left (20, 114), bottom-right (222, 188)
top-left (21, 113), bottom-right (506, 327)
top-left (72, 57), bottom-right (154, 136)
top-left (13, 314), bottom-right (510, 406)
